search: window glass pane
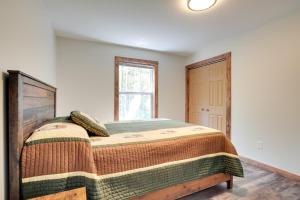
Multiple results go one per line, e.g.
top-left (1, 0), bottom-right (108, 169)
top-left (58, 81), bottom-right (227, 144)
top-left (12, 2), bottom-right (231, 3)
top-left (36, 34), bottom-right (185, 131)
top-left (119, 65), bottom-right (153, 93)
top-left (119, 93), bottom-right (152, 120)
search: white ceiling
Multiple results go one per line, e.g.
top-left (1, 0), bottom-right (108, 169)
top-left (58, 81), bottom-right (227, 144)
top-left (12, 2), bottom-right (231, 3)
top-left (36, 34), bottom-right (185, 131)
top-left (43, 0), bottom-right (300, 56)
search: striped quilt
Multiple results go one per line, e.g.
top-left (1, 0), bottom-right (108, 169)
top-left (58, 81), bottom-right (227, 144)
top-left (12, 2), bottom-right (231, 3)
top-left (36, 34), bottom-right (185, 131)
top-left (21, 119), bottom-right (243, 199)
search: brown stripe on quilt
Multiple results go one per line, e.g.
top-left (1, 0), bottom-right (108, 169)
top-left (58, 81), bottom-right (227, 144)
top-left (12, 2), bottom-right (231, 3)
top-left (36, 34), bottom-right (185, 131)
top-left (93, 133), bottom-right (237, 175)
top-left (22, 141), bottom-right (97, 178)
top-left (22, 133), bottom-right (238, 178)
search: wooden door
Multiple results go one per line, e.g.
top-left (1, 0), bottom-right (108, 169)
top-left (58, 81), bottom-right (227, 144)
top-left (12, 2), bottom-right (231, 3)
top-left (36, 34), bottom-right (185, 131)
top-left (188, 65), bottom-right (209, 126)
top-left (186, 53), bottom-right (231, 138)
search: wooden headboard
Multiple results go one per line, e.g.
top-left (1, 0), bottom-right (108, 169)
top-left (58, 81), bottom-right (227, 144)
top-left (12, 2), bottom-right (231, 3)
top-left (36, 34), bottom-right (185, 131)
top-left (8, 70), bottom-right (56, 200)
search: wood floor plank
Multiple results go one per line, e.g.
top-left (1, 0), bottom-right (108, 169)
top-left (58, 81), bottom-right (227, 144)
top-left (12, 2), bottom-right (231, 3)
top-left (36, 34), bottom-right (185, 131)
top-left (179, 162), bottom-right (300, 200)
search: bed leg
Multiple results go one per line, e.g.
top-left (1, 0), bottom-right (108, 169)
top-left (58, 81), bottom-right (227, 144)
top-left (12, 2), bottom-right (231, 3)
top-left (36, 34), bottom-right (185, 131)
top-left (226, 177), bottom-right (233, 189)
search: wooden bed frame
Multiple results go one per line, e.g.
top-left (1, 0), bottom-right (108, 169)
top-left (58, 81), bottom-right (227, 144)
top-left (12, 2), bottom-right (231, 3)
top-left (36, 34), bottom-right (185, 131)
top-left (7, 70), bottom-right (233, 200)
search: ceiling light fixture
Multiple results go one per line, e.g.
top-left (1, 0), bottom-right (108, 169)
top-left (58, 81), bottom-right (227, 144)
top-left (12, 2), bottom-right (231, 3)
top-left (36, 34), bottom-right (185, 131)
top-left (187, 0), bottom-right (217, 11)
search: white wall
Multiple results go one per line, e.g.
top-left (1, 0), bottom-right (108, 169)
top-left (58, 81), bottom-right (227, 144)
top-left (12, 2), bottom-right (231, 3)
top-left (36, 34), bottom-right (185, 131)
top-left (56, 37), bottom-right (186, 122)
top-left (0, 0), bottom-right (56, 199)
top-left (186, 11), bottom-right (300, 175)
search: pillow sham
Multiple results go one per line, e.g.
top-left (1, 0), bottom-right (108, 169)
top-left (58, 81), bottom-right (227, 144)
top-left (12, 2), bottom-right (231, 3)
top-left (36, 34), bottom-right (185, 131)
top-left (27, 122), bottom-right (89, 144)
top-left (70, 111), bottom-right (109, 137)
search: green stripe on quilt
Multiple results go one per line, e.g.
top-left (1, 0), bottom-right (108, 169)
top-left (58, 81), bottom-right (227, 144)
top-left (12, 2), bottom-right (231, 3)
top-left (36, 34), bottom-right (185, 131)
top-left (25, 137), bottom-right (90, 146)
top-left (104, 120), bottom-right (193, 135)
top-left (22, 155), bottom-right (243, 200)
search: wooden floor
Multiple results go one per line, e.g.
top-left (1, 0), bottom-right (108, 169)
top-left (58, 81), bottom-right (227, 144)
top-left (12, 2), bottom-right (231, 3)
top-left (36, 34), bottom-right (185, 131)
top-left (180, 161), bottom-right (300, 200)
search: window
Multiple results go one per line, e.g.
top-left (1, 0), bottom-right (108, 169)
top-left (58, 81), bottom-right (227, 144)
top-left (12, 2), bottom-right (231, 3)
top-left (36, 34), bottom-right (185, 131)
top-left (115, 56), bottom-right (158, 121)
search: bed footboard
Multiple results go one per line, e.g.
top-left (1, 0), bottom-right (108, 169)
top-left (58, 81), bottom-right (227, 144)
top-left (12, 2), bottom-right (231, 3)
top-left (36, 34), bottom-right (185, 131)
top-left (134, 173), bottom-right (232, 200)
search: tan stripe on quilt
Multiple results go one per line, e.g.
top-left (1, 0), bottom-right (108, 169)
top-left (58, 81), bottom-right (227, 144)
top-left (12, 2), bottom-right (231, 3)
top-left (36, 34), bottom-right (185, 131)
top-left (90, 125), bottom-right (219, 147)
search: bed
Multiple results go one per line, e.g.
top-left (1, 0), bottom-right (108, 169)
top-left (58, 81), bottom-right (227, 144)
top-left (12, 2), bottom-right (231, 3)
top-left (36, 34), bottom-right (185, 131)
top-left (8, 70), bottom-right (243, 200)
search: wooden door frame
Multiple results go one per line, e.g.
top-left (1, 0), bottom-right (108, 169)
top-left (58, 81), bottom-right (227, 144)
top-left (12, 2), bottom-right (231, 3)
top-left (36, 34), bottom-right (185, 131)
top-left (185, 52), bottom-right (232, 140)
top-left (114, 56), bottom-right (159, 121)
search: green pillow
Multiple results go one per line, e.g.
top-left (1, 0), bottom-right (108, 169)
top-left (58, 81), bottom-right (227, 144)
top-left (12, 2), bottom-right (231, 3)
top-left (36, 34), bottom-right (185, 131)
top-left (70, 111), bottom-right (109, 137)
